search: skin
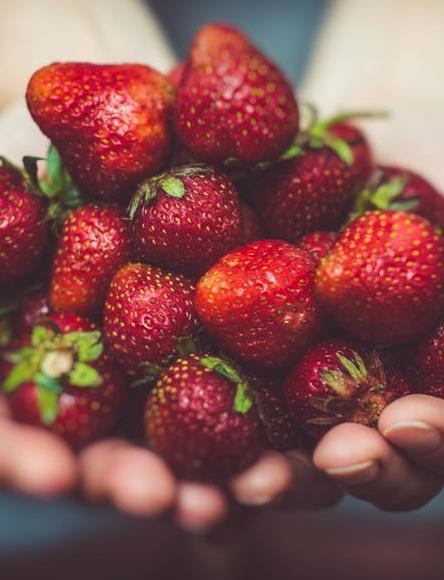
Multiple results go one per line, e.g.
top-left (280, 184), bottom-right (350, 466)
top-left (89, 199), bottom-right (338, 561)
top-left (2, 392), bottom-right (444, 529)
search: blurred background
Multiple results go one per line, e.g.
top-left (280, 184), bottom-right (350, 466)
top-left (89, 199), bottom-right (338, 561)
top-left (1, 0), bottom-right (444, 578)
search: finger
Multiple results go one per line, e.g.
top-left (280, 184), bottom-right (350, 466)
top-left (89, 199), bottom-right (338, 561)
top-left (0, 418), bottom-right (77, 496)
top-left (229, 451), bottom-right (293, 507)
top-left (79, 439), bottom-right (176, 516)
top-left (279, 450), bottom-right (343, 510)
top-left (379, 394), bottom-right (444, 475)
top-left (175, 482), bottom-right (228, 533)
top-left (313, 423), bottom-right (442, 511)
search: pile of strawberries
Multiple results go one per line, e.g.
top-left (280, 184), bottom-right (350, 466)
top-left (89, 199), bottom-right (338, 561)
top-left (2, 23), bottom-right (444, 481)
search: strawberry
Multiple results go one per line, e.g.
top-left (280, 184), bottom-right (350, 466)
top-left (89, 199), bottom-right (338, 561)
top-left (1, 312), bottom-right (125, 447)
top-left (128, 165), bottom-right (241, 277)
top-left (174, 23), bottom-right (299, 167)
top-left (401, 322), bottom-right (444, 398)
top-left (0, 164), bottom-right (48, 286)
top-left (26, 63), bottom-right (174, 203)
top-left (167, 62), bottom-right (185, 88)
top-left (50, 204), bottom-right (132, 315)
top-left (329, 122), bottom-right (374, 186)
top-left (252, 374), bottom-right (297, 450)
top-left (378, 166), bottom-right (444, 228)
top-left (239, 201), bottom-right (264, 245)
top-left (195, 240), bottom-right (325, 370)
top-left (145, 354), bottom-right (263, 480)
top-left (284, 339), bottom-right (412, 438)
top-left (252, 148), bottom-right (355, 243)
top-left (316, 211), bottom-right (444, 344)
top-left (297, 231), bottom-right (336, 265)
top-left (103, 263), bottom-right (199, 376)
top-left (13, 287), bottom-right (51, 335)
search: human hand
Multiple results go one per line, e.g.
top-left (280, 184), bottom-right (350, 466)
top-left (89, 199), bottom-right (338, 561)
top-left (0, 396), bottom-right (77, 497)
top-left (78, 440), bottom-right (342, 532)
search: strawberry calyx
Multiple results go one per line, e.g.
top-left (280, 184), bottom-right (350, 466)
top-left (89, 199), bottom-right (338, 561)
top-left (1, 144), bottom-right (83, 233)
top-left (262, 107), bottom-right (388, 169)
top-left (199, 355), bottom-right (254, 414)
top-left (128, 164), bottom-right (211, 219)
top-left (349, 169), bottom-right (415, 221)
top-left (1, 325), bottom-right (104, 425)
top-left (307, 350), bottom-right (388, 428)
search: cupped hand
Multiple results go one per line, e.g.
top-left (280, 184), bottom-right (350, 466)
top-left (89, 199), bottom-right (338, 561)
top-left (313, 394), bottom-right (444, 511)
top-left (78, 441), bottom-right (342, 532)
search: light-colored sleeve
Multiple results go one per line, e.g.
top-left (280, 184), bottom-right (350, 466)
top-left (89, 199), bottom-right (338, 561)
top-left (301, 0), bottom-right (444, 190)
top-left (0, 0), bottom-right (175, 160)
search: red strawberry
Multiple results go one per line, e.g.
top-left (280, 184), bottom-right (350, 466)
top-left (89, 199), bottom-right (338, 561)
top-left (379, 166), bottom-right (444, 228)
top-left (104, 263), bottom-right (199, 376)
top-left (14, 287), bottom-right (51, 335)
top-left (329, 122), bottom-right (374, 186)
top-left (145, 354), bottom-right (263, 480)
top-left (284, 339), bottom-right (412, 438)
top-left (252, 374), bottom-right (297, 450)
top-left (195, 240), bottom-right (325, 369)
top-left (401, 322), bottom-right (444, 398)
top-left (297, 231), bottom-right (336, 265)
top-left (174, 23), bottom-right (299, 167)
top-left (50, 204), bottom-right (132, 315)
top-left (239, 201), bottom-right (264, 245)
top-left (252, 148), bottom-right (355, 243)
top-left (128, 165), bottom-right (241, 277)
top-left (0, 164), bottom-right (48, 286)
top-left (1, 312), bottom-right (125, 447)
top-left (26, 63), bottom-right (174, 203)
top-left (316, 211), bottom-right (444, 344)
top-left (167, 62), bottom-right (185, 88)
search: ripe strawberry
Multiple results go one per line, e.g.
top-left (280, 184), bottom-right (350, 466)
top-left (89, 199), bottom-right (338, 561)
top-left (297, 231), bottom-right (336, 265)
top-left (252, 374), bottom-right (297, 450)
top-left (26, 63), bottom-right (174, 203)
top-left (252, 148), bottom-right (355, 243)
top-left (14, 287), bottom-right (51, 335)
top-left (239, 202), bottom-right (264, 245)
top-left (104, 263), bottom-right (199, 376)
top-left (174, 23), bottom-right (299, 167)
top-left (379, 166), bottom-right (444, 228)
top-left (316, 211), bottom-right (444, 344)
top-left (50, 204), bottom-right (132, 315)
top-left (1, 312), bottom-right (125, 447)
top-left (128, 165), bottom-right (241, 277)
top-left (401, 322), bottom-right (444, 398)
top-left (329, 122), bottom-right (374, 186)
top-left (145, 354), bottom-right (263, 480)
top-left (167, 62), bottom-right (185, 88)
top-left (195, 240), bottom-right (325, 370)
top-left (0, 164), bottom-right (48, 286)
top-left (284, 339), bottom-right (412, 438)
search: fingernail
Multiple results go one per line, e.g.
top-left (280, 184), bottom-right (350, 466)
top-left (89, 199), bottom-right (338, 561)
top-left (236, 495), bottom-right (274, 507)
top-left (326, 460), bottom-right (379, 485)
top-left (383, 421), bottom-right (442, 453)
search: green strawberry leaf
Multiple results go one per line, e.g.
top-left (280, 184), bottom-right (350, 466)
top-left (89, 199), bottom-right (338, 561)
top-left (200, 356), bottom-right (243, 384)
top-left (371, 176), bottom-right (409, 209)
top-left (0, 318), bottom-right (12, 349)
top-left (127, 180), bottom-right (159, 219)
top-left (34, 372), bottom-right (63, 394)
top-left (69, 362), bottom-right (102, 387)
top-left (2, 358), bottom-right (40, 392)
top-left (0, 155), bottom-right (22, 174)
top-left (319, 370), bottom-right (350, 398)
top-left (63, 331), bottom-right (103, 362)
top-left (31, 325), bottom-right (54, 347)
top-left (322, 134), bottom-right (354, 166)
top-left (138, 362), bottom-right (165, 379)
top-left (234, 381), bottom-right (253, 415)
top-left (160, 176), bottom-right (185, 198)
top-left (388, 199), bottom-right (419, 212)
top-left (337, 352), bottom-right (367, 382)
top-left (281, 143), bottom-right (302, 161)
top-left (36, 384), bottom-right (59, 425)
